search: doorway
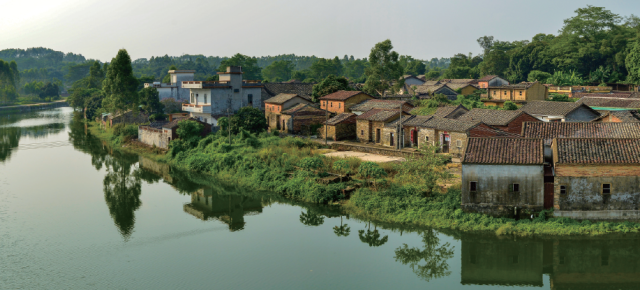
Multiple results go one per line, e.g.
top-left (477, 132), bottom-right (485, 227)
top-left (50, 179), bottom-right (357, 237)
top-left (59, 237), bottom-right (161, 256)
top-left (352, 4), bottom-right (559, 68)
top-left (390, 133), bottom-right (394, 146)
top-left (441, 133), bottom-right (450, 153)
top-left (376, 128), bottom-right (381, 143)
top-left (544, 183), bottom-right (554, 209)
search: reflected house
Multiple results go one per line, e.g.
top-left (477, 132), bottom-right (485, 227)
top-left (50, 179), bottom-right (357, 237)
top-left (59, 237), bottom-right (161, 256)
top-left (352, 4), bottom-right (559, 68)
top-left (183, 188), bottom-right (264, 231)
top-left (461, 237), bottom-right (543, 287)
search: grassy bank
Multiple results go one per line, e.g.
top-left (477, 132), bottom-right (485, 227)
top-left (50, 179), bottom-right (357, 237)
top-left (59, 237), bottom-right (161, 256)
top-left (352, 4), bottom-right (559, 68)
top-left (87, 120), bottom-right (640, 237)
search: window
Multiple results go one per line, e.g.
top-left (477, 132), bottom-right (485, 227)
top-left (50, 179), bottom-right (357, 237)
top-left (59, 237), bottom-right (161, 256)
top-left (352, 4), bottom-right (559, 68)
top-left (425, 136), bottom-right (429, 141)
top-left (361, 130), bottom-right (364, 136)
top-left (339, 103), bottom-right (341, 108)
top-left (519, 91), bottom-right (523, 96)
top-left (456, 140), bottom-right (462, 147)
top-left (234, 89), bottom-right (239, 93)
top-left (248, 94), bottom-right (253, 104)
top-left (504, 91), bottom-right (507, 95)
top-left (560, 185), bottom-right (567, 195)
top-left (330, 102), bottom-right (333, 107)
top-left (204, 94), bottom-right (207, 103)
top-left (512, 184), bottom-right (520, 192)
top-left (470, 181), bottom-right (477, 192)
top-left (603, 183), bottom-right (611, 194)
top-left (492, 91), bottom-right (496, 95)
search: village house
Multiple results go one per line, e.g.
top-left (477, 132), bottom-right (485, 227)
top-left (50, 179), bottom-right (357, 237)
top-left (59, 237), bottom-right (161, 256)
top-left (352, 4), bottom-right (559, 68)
top-left (576, 94), bottom-right (640, 110)
top-left (261, 82), bottom-right (315, 108)
top-left (402, 75), bottom-right (426, 86)
top-left (476, 75), bottom-right (509, 89)
top-left (319, 90), bottom-right (374, 114)
top-left (445, 83), bottom-right (479, 96)
top-left (181, 66), bottom-right (263, 126)
top-left (101, 110), bottom-right (149, 127)
top-left (279, 103), bottom-right (326, 134)
top-left (138, 117), bottom-right (212, 149)
top-left (349, 99), bottom-right (414, 115)
top-left (518, 101), bottom-right (601, 122)
top-left (457, 109), bottom-right (540, 135)
top-left (461, 138), bottom-right (546, 217)
top-left (483, 82), bottom-right (548, 108)
top-left (432, 104), bottom-right (469, 119)
top-left (144, 70), bottom-right (195, 101)
top-left (356, 109), bottom-right (407, 144)
top-left (552, 138), bottom-right (640, 220)
top-left (264, 93), bottom-right (314, 132)
top-left (593, 110), bottom-right (640, 123)
top-left (319, 113), bottom-right (357, 141)
top-left (183, 187), bottom-right (264, 231)
top-left (400, 116), bottom-right (502, 156)
top-left (545, 85), bottom-right (612, 98)
top-left (412, 84), bottom-right (459, 100)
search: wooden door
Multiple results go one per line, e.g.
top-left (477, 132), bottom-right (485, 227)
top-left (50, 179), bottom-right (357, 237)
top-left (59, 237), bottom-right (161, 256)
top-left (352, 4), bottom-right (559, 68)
top-left (544, 183), bottom-right (554, 209)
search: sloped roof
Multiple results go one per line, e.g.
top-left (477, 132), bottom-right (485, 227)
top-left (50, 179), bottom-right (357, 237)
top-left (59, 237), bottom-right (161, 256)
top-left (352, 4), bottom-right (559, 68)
top-left (518, 101), bottom-right (599, 117)
top-left (522, 122), bottom-right (640, 144)
top-left (403, 115), bottom-right (433, 127)
top-left (420, 116), bottom-right (486, 132)
top-left (350, 99), bottom-right (414, 112)
top-left (413, 84), bottom-right (458, 95)
top-left (356, 109), bottom-right (400, 121)
top-left (490, 81), bottom-right (538, 89)
top-left (423, 80), bottom-right (441, 86)
top-left (281, 103), bottom-right (323, 115)
top-left (457, 109), bottom-right (527, 126)
top-left (264, 93), bottom-right (302, 105)
top-left (325, 113), bottom-right (356, 125)
top-left (463, 138), bottom-right (544, 165)
top-left (478, 75), bottom-right (501, 82)
top-left (384, 115), bottom-right (417, 127)
top-left (445, 83), bottom-right (478, 91)
top-left (262, 83), bottom-right (314, 100)
top-left (577, 97), bottom-right (640, 109)
top-left (319, 90), bottom-right (368, 101)
top-left (602, 110), bottom-right (640, 122)
top-left (433, 104), bottom-right (469, 118)
top-left (573, 92), bottom-right (638, 99)
top-left (555, 138), bottom-right (640, 164)
top-left (441, 79), bottom-right (476, 84)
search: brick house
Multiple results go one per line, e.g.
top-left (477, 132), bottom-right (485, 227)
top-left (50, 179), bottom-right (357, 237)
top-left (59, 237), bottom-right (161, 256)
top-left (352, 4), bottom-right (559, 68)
top-left (518, 101), bottom-right (600, 122)
top-left (483, 81), bottom-right (548, 108)
top-left (476, 75), bottom-right (508, 89)
top-left (319, 90), bottom-right (374, 114)
top-left (552, 138), bottom-right (640, 220)
top-left (319, 113), bottom-right (357, 141)
top-left (264, 93), bottom-right (313, 131)
top-left (401, 116), bottom-right (502, 156)
top-left (261, 83), bottom-right (314, 109)
top-left (433, 104), bottom-right (469, 119)
top-left (349, 99), bottom-right (414, 115)
top-left (355, 109), bottom-right (407, 144)
top-left (138, 117), bottom-right (212, 149)
top-left (457, 109), bottom-right (540, 135)
top-left (593, 110), bottom-right (640, 123)
top-left (446, 83), bottom-right (479, 96)
top-left (412, 84), bottom-right (459, 100)
top-left (461, 138), bottom-right (545, 217)
top-left (279, 103), bottom-right (327, 134)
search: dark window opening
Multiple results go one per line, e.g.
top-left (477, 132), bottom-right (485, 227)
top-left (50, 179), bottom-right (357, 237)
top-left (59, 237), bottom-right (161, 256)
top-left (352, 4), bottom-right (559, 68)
top-left (601, 255), bottom-right (609, 266)
top-left (512, 184), bottom-right (520, 192)
top-left (248, 94), bottom-right (253, 104)
top-left (560, 185), bottom-right (567, 195)
top-left (361, 130), bottom-right (364, 136)
top-left (603, 184), bottom-right (611, 194)
top-left (470, 181), bottom-right (477, 192)
top-left (234, 89), bottom-right (239, 93)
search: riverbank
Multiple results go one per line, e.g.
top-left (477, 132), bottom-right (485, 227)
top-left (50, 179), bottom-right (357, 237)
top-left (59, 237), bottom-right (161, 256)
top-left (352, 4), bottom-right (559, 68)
top-left (0, 100), bottom-right (68, 114)
top-left (86, 119), bottom-right (640, 237)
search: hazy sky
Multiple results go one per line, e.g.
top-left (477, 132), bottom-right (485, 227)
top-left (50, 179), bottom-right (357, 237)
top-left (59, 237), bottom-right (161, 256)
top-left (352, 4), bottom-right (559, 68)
top-left (1, 0), bottom-right (639, 62)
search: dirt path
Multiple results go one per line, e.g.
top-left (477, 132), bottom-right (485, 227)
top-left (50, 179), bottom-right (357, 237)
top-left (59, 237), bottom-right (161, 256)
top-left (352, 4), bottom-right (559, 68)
top-left (323, 151), bottom-right (405, 163)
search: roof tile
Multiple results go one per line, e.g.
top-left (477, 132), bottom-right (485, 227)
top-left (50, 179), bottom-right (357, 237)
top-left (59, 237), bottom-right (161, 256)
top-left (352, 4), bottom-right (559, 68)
top-left (463, 138), bottom-right (544, 164)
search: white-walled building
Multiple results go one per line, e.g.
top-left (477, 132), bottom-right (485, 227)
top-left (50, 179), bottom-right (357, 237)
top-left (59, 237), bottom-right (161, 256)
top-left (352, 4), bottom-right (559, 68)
top-left (144, 70), bottom-right (195, 101)
top-left (181, 66), bottom-right (262, 125)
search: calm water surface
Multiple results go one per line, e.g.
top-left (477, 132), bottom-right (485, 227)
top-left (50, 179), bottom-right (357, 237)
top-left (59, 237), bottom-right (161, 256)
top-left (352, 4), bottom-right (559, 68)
top-left (1, 108), bottom-right (639, 289)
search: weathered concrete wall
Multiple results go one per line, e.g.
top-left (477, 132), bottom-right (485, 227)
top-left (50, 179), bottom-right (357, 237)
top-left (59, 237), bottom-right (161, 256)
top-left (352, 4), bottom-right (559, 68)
top-left (462, 164), bottom-right (545, 216)
top-left (554, 164), bottom-right (640, 211)
top-left (138, 126), bottom-right (170, 149)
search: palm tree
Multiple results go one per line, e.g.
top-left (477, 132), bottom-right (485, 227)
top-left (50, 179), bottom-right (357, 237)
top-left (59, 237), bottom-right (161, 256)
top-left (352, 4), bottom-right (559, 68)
top-left (358, 222), bottom-right (388, 247)
top-left (333, 215), bottom-right (350, 237)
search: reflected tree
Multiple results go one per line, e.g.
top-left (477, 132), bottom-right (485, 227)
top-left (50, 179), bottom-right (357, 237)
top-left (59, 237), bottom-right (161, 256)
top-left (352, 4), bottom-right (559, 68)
top-left (103, 155), bottom-right (142, 240)
top-left (358, 222), bottom-right (388, 247)
top-left (333, 215), bottom-right (350, 237)
top-left (394, 229), bottom-right (455, 282)
top-left (300, 210), bottom-right (324, 226)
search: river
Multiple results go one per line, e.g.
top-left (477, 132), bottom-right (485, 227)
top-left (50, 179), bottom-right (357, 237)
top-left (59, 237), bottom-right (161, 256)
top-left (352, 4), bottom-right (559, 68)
top-left (1, 107), bottom-right (639, 289)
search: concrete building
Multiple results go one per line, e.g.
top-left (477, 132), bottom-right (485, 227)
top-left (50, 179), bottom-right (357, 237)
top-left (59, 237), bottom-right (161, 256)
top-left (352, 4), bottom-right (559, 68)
top-left (457, 109), bottom-right (540, 135)
top-left (518, 101), bottom-right (601, 122)
top-left (552, 138), bottom-right (640, 220)
top-left (319, 113), bottom-right (357, 141)
top-left (461, 138), bottom-right (546, 217)
top-left (144, 70), bottom-right (195, 101)
top-left (181, 66), bottom-right (262, 126)
top-left (319, 90), bottom-right (374, 114)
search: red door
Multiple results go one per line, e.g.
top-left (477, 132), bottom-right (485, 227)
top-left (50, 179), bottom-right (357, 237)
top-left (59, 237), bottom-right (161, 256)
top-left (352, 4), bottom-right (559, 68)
top-left (544, 183), bottom-right (554, 209)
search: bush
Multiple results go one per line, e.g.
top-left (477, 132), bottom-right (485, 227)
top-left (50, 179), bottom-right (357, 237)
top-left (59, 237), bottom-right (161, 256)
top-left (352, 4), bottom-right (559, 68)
top-left (112, 123), bottom-right (138, 138)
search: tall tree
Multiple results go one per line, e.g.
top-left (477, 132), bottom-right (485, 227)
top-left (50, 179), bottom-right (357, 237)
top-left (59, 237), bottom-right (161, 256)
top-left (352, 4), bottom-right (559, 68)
top-left (311, 75), bottom-right (352, 102)
top-left (102, 49), bottom-right (140, 120)
top-left (626, 40), bottom-right (640, 85)
top-left (262, 60), bottom-right (295, 82)
top-left (217, 53), bottom-right (262, 80)
top-left (138, 87), bottom-right (164, 115)
top-left (363, 39), bottom-right (404, 96)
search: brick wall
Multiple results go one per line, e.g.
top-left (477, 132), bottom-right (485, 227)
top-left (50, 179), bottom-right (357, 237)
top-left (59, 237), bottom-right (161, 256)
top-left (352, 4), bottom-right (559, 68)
top-left (356, 120), bottom-right (370, 143)
top-left (504, 113), bottom-right (541, 135)
top-left (371, 121), bottom-right (386, 144)
top-left (320, 123), bottom-right (356, 141)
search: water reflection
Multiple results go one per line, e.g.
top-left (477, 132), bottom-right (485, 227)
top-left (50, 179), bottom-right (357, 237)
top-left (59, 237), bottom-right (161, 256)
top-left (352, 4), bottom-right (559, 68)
top-left (300, 210), bottom-right (325, 227)
top-left (183, 188), bottom-right (265, 231)
top-left (333, 216), bottom-right (350, 237)
top-left (102, 155), bottom-right (143, 239)
top-left (0, 114), bottom-right (66, 162)
top-left (394, 229), bottom-right (454, 281)
top-left (358, 222), bottom-right (389, 247)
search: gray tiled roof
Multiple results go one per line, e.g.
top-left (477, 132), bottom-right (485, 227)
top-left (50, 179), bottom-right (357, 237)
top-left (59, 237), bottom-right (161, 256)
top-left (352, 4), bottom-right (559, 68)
top-left (464, 138), bottom-right (544, 164)
top-left (555, 138), bottom-right (640, 164)
top-left (421, 116), bottom-right (485, 132)
top-left (522, 122), bottom-right (640, 144)
top-left (489, 81), bottom-right (537, 89)
top-left (577, 97), bottom-right (640, 109)
top-left (433, 104), bottom-right (469, 118)
top-left (262, 83), bottom-right (314, 100)
top-left (264, 93), bottom-right (302, 105)
top-left (325, 113), bottom-right (356, 125)
top-left (403, 115), bottom-right (433, 127)
top-left (518, 101), bottom-right (597, 117)
top-left (457, 108), bottom-right (525, 126)
top-left (350, 99), bottom-right (413, 112)
top-left (384, 115), bottom-right (416, 127)
top-left (281, 103), bottom-right (323, 115)
top-left (356, 109), bottom-right (400, 122)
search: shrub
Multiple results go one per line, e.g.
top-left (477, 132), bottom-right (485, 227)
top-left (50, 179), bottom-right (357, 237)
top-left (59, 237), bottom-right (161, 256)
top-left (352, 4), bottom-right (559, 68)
top-left (298, 156), bottom-right (323, 171)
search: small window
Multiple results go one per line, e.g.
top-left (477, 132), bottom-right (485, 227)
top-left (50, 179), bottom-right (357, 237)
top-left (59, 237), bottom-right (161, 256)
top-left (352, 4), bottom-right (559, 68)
top-left (425, 136), bottom-right (429, 141)
top-left (603, 184), bottom-right (611, 194)
top-left (361, 130), bottom-right (364, 135)
top-left (492, 91), bottom-right (496, 95)
top-left (339, 103), bottom-right (341, 108)
top-left (560, 185), bottom-right (567, 195)
top-left (512, 184), bottom-right (520, 192)
top-left (196, 94), bottom-right (199, 97)
top-left (248, 94), bottom-right (253, 104)
top-left (204, 94), bottom-right (207, 103)
top-left (234, 89), bottom-right (239, 93)
top-left (559, 256), bottom-right (565, 265)
top-left (470, 181), bottom-right (477, 192)
top-left (519, 91), bottom-right (523, 96)
top-left (504, 91), bottom-right (507, 95)
top-left (456, 140), bottom-right (462, 147)
top-left (330, 102), bottom-right (333, 107)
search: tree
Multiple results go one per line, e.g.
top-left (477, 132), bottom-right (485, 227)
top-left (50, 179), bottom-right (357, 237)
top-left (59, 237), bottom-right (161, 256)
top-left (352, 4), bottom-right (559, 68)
top-left (88, 61), bottom-right (105, 89)
top-left (102, 49), bottom-right (140, 121)
top-left (297, 156), bottom-right (323, 171)
top-left (311, 75), bottom-right (352, 102)
top-left (363, 40), bottom-right (404, 96)
top-left (358, 161), bottom-right (387, 189)
top-left (38, 82), bottom-right (59, 101)
top-left (67, 88), bottom-right (104, 119)
top-left (309, 57), bottom-right (343, 79)
top-left (299, 210), bottom-right (324, 226)
top-left (262, 60), bottom-right (295, 82)
top-left (218, 53), bottom-right (262, 80)
top-left (230, 106), bottom-right (268, 134)
top-left (527, 70), bottom-right (552, 83)
top-left (503, 101), bottom-right (518, 110)
top-left (344, 59), bottom-right (369, 81)
top-left (626, 41), bottom-right (640, 85)
top-left (358, 222), bottom-right (388, 247)
top-left (332, 159), bottom-right (351, 179)
top-left (176, 120), bottom-right (204, 146)
top-left (549, 93), bottom-right (570, 102)
top-left (139, 87), bottom-right (164, 115)
top-left (405, 60), bottom-right (427, 76)
top-left (394, 230), bottom-right (455, 282)
top-left (333, 215), bottom-right (350, 237)
top-left (162, 65), bottom-right (177, 83)
top-left (102, 154), bottom-right (142, 240)
top-left (547, 70), bottom-right (585, 86)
